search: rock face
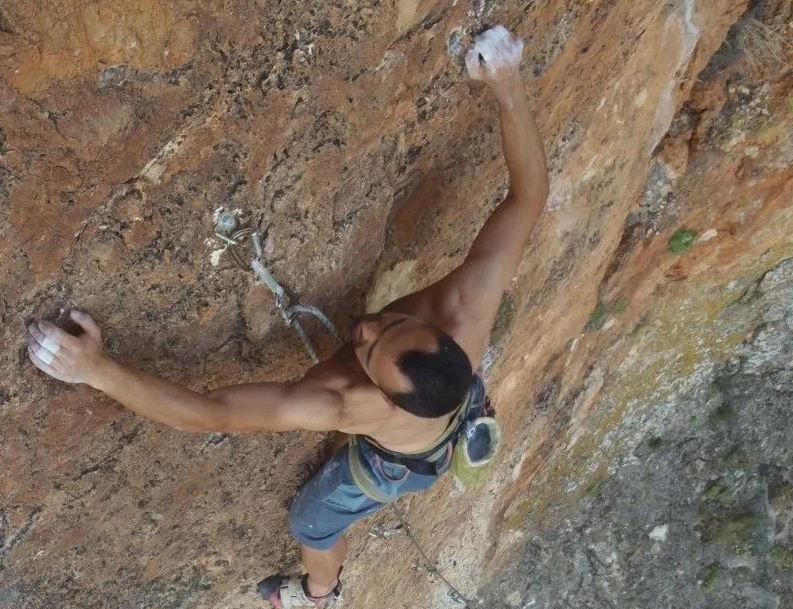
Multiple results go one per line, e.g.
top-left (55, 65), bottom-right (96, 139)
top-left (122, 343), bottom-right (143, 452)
top-left (480, 257), bottom-right (793, 609)
top-left (1, 1), bottom-right (792, 608)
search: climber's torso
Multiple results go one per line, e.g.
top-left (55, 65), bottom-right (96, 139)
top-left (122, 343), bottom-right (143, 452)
top-left (301, 344), bottom-right (456, 453)
top-left (295, 265), bottom-right (499, 453)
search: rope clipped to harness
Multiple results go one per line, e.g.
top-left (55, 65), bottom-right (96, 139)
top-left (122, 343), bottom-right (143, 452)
top-left (214, 212), bottom-right (342, 363)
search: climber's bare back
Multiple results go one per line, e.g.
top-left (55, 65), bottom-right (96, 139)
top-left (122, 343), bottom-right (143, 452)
top-left (298, 261), bottom-right (519, 453)
top-left (299, 345), bottom-right (452, 453)
top-left (292, 237), bottom-right (525, 451)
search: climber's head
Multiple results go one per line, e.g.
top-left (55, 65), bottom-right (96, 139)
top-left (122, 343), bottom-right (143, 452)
top-left (350, 312), bottom-right (473, 418)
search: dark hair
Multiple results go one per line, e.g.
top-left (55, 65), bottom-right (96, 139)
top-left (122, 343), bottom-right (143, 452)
top-left (385, 332), bottom-right (474, 418)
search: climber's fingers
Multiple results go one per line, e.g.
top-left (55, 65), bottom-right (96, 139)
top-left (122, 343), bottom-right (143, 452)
top-left (466, 25), bottom-right (524, 81)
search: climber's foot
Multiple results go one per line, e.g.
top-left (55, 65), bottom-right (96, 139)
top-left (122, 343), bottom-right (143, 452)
top-left (258, 574), bottom-right (341, 609)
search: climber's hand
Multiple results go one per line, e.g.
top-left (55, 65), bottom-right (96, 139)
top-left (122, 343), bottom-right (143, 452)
top-left (466, 25), bottom-right (524, 95)
top-left (27, 310), bottom-right (108, 385)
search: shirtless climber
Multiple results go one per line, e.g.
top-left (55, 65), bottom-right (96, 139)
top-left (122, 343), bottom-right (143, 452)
top-left (26, 26), bottom-right (547, 608)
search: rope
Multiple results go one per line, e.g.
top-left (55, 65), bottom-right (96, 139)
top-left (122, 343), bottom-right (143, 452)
top-left (391, 502), bottom-right (480, 608)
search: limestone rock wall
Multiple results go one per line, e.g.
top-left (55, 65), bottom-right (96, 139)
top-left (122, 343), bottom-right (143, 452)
top-left (1, 1), bottom-right (791, 608)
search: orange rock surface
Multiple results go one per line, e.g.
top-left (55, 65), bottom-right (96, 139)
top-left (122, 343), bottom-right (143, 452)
top-left (1, 1), bottom-right (791, 607)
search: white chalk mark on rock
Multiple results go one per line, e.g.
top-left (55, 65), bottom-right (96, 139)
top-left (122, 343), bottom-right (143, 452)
top-left (210, 248), bottom-right (226, 266)
top-left (649, 524), bottom-right (669, 542)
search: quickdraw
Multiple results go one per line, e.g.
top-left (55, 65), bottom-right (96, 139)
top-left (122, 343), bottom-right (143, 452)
top-left (214, 211), bottom-right (342, 364)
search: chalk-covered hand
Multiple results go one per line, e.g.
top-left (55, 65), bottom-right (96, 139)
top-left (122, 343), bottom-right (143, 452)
top-left (466, 25), bottom-right (524, 93)
top-left (27, 310), bottom-right (108, 385)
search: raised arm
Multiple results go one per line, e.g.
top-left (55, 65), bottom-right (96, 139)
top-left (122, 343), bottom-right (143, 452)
top-left (464, 27), bottom-right (549, 277)
top-left (26, 310), bottom-right (344, 434)
top-left (387, 26), bottom-right (548, 363)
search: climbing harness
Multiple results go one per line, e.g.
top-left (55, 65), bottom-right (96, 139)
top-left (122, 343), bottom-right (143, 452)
top-left (347, 388), bottom-right (474, 503)
top-left (348, 381), bottom-right (501, 499)
top-left (214, 212), bottom-right (341, 363)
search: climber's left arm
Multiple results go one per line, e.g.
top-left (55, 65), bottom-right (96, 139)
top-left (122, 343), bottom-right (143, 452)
top-left (26, 310), bottom-right (346, 434)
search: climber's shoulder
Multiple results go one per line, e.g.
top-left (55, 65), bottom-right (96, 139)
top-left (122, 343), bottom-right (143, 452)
top-left (382, 284), bottom-right (491, 365)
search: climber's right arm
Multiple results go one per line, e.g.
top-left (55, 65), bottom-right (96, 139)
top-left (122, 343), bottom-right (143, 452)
top-left (27, 310), bottom-right (346, 434)
top-left (384, 27), bottom-right (548, 364)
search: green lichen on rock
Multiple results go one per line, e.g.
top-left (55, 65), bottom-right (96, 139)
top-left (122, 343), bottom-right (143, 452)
top-left (585, 298), bottom-right (629, 332)
top-left (490, 293), bottom-right (516, 346)
top-left (668, 228), bottom-right (698, 254)
top-left (770, 546), bottom-right (793, 569)
top-left (612, 298), bottom-right (629, 314)
top-left (701, 513), bottom-right (764, 555)
top-left (583, 463), bottom-right (609, 497)
top-left (704, 481), bottom-right (731, 502)
top-left (586, 302), bottom-right (607, 330)
top-left (702, 562), bottom-right (723, 594)
top-left (711, 402), bottom-right (737, 422)
top-left (721, 448), bottom-right (750, 470)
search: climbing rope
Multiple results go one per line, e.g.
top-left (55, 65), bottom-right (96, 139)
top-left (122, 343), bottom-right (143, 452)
top-left (391, 502), bottom-right (481, 607)
top-left (214, 213), bottom-right (341, 363)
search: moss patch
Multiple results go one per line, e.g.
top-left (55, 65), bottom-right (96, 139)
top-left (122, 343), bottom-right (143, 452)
top-left (711, 403), bottom-right (737, 422)
top-left (612, 298), bottom-right (629, 314)
top-left (701, 513), bottom-right (764, 554)
top-left (668, 228), bottom-right (698, 254)
top-left (722, 449), bottom-right (750, 470)
top-left (702, 562), bottom-right (723, 594)
top-left (490, 294), bottom-right (516, 347)
top-left (704, 481), bottom-right (731, 502)
top-left (584, 463), bottom-right (609, 497)
top-left (586, 302), bottom-right (607, 330)
top-left (585, 298), bottom-right (629, 332)
top-left (770, 546), bottom-right (793, 569)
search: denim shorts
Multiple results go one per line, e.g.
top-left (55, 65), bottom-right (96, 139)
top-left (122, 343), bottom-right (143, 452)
top-left (288, 376), bottom-right (486, 550)
top-left (288, 440), bottom-right (449, 550)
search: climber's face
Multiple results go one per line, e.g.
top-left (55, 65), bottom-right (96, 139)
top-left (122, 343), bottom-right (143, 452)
top-left (350, 312), bottom-right (440, 394)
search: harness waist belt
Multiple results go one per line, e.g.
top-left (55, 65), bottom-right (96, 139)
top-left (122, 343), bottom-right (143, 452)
top-left (348, 387), bottom-right (476, 500)
top-left (360, 436), bottom-right (451, 476)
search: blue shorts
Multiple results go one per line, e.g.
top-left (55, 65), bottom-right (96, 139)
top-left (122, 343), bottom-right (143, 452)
top-left (289, 376), bottom-right (486, 550)
top-left (288, 440), bottom-right (449, 550)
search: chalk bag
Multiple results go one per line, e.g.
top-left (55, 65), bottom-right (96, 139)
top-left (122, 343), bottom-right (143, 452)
top-left (451, 417), bottom-right (502, 488)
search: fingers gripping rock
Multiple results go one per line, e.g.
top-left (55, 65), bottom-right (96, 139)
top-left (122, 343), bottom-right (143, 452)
top-left (466, 25), bottom-right (524, 79)
top-left (29, 323), bottom-right (60, 354)
top-left (27, 311), bottom-right (105, 385)
top-left (70, 309), bottom-right (101, 339)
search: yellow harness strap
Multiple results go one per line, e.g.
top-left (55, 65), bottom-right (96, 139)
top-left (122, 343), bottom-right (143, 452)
top-left (347, 389), bottom-right (473, 502)
top-left (348, 435), bottom-right (393, 503)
